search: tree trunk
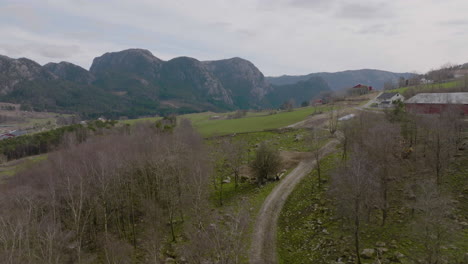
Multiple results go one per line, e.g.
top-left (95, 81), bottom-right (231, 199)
top-left (316, 155), bottom-right (321, 188)
top-left (354, 199), bottom-right (362, 264)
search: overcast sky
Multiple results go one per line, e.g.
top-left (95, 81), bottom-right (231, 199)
top-left (0, 0), bottom-right (467, 76)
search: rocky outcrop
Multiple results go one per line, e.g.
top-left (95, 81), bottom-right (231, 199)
top-left (44, 62), bottom-right (95, 84)
top-left (90, 49), bottom-right (163, 80)
top-left (0, 55), bottom-right (55, 94)
top-left (203, 57), bottom-right (272, 108)
top-left (159, 57), bottom-right (233, 105)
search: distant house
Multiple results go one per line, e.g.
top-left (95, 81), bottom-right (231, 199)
top-left (454, 69), bottom-right (468, 79)
top-left (420, 78), bottom-right (434, 84)
top-left (0, 130), bottom-right (27, 140)
top-left (312, 99), bottom-right (323, 105)
top-left (350, 84), bottom-right (372, 95)
top-left (405, 92), bottom-right (468, 115)
top-left (376, 92), bottom-right (404, 108)
top-left (0, 133), bottom-right (15, 140)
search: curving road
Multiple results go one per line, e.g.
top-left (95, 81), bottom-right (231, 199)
top-left (249, 140), bottom-right (339, 264)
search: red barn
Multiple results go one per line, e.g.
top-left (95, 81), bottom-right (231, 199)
top-left (405, 93), bottom-right (468, 115)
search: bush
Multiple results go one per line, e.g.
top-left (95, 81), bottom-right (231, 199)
top-left (251, 142), bottom-right (281, 186)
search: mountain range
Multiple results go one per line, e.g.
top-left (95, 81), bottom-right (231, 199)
top-left (0, 49), bottom-right (412, 118)
top-left (266, 70), bottom-right (415, 91)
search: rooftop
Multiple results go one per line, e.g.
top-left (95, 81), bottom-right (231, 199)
top-left (405, 93), bottom-right (468, 104)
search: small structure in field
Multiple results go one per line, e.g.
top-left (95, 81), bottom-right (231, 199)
top-left (376, 92), bottom-right (404, 108)
top-left (405, 92), bottom-right (468, 115)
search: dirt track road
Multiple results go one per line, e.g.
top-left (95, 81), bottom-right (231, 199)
top-left (249, 139), bottom-right (339, 264)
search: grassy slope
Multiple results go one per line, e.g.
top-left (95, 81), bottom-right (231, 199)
top-left (0, 154), bottom-right (47, 181)
top-left (278, 145), bottom-right (468, 263)
top-left (121, 105), bottom-right (333, 137)
top-left (278, 153), bottom-right (347, 264)
top-left (388, 80), bottom-right (462, 94)
top-left (192, 106), bottom-right (331, 137)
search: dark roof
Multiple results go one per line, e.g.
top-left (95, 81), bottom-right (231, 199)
top-left (353, 84), bottom-right (368, 88)
top-left (10, 130), bottom-right (27, 136)
top-left (377, 92), bottom-right (398, 100)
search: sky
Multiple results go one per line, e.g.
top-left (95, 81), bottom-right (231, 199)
top-left (0, 0), bottom-right (467, 76)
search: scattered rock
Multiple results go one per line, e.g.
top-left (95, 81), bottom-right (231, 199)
top-left (294, 134), bottom-right (303, 142)
top-left (222, 176), bottom-right (231, 184)
top-left (376, 241), bottom-right (386, 247)
top-left (377, 247), bottom-right (388, 254)
top-left (361, 248), bottom-right (375, 259)
top-left (389, 252), bottom-right (405, 263)
top-left (165, 257), bottom-right (176, 264)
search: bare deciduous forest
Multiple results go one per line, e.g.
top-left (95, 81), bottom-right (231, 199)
top-left (0, 121), bottom-right (252, 263)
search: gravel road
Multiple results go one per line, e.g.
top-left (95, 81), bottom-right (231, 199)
top-left (249, 139), bottom-right (339, 264)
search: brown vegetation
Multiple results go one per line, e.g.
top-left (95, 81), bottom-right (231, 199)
top-left (0, 121), bottom-right (250, 263)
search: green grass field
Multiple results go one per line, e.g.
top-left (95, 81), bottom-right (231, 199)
top-left (193, 106), bottom-right (331, 137)
top-left (121, 106), bottom-right (333, 137)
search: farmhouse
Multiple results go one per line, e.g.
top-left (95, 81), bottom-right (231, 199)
top-left (349, 84), bottom-right (373, 95)
top-left (405, 92), bottom-right (468, 115)
top-left (376, 92), bottom-right (404, 107)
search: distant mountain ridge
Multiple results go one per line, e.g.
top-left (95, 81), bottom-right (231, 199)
top-left (0, 49), bottom-right (410, 118)
top-left (0, 49), bottom-right (279, 117)
top-left (266, 69), bottom-right (415, 90)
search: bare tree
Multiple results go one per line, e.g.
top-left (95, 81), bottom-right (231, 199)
top-left (328, 105), bottom-right (339, 136)
top-left (408, 180), bottom-right (456, 264)
top-left (330, 150), bottom-right (379, 264)
top-left (221, 139), bottom-right (247, 189)
top-left (308, 128), bottom-right (324, 188)
top-left (182, 205), bottom-right (250, 264)
top-left (363, 120), bottom-right (402, 226)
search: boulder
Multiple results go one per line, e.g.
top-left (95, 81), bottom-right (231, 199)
top-left (377, 247), bottom-right (388, 254)
top-left (294, 134), bottom-right (303, 142)
top-left (361, 248), bottom-right (375, 259)
top-left (376, 241), bottom-right (386, 247)
top-left (165, 257), bottom-right (176, 264)
top-left (222, 176), bottom-right (231, 184)
top-left (389, 252), bottom-right (405, 263)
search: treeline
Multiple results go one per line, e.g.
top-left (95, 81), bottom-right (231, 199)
top-left (328, 107), bottom-right (466, 263)
top-left (0, 121), bottom-right (250, 263)
top-left (0, 120), bottom-right (117, 161)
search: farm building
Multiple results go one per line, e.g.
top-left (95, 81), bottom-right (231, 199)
top-left (405, 93), bottom-right (468, 115)
top-left (0, 130), bottom-right (27, 140)
top-left (376, 92), bottom-right (404, 107)
top-left (349, 84), bottom-right (373, 95)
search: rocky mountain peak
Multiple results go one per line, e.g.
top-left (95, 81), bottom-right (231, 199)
top-left (0, 55), bottom-right (56, 94)
top-left (89, 49), bottom-right (164, 80)
top-left (203, 57), bottom-right (272, 107)
top-left (44, 62), bottom-right (95, 84)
